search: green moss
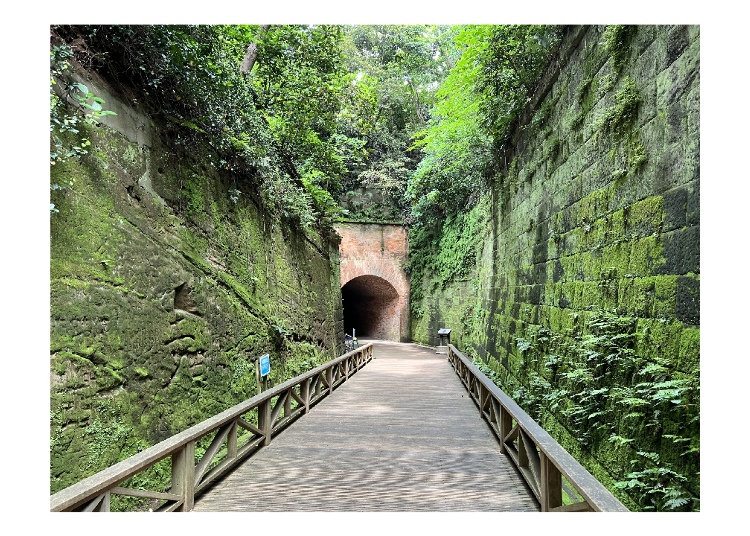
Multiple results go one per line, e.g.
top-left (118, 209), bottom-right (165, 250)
top-left (628, 141), bottom-right (648, 172)
top-left (678, 327), bottom-right (700, 372)
top-left (635, 318), bottom-right (683, 367)
top-left (602, 25), bottom-right (636, 77)
top-left (627, 196), bottom-right (664, 237)
top-left (653, 275), bottom-right (679, 318)
top-left (570, 76), bottom-right (600, 130)
top-left (411, 25), bottom-right (699, 512)
top-left (628, 235), bottom-right (663, 276)
top-left (601, 241), bottom-right (632, 276)
top-left (608, 209), bottom-right (626, 237)
top-left (597, 77), bottom-right (640, 138)
top-left (50, 109), bottom-right (347, 500)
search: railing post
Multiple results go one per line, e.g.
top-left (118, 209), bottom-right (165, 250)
top-left (258, 399), bottom-right (272, 446)
top-left (540, 451), bottom-right (563, 512)
top-left (227, 421), bottom-right (238, 460)
top-left (345, 357), bottom-right (349, 380)
top-left (326, 366), bottom-right (333, 395)
top-left (171, 441), bottom-right (195, 512)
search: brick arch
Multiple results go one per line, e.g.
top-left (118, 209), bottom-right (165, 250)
top-left (340, 258), bottom-right (407, 297)
top-left (336, 223), bottom-right (409, 342)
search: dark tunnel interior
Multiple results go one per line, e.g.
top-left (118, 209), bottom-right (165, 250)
top-left (341, 275), bottom-right (399, 339)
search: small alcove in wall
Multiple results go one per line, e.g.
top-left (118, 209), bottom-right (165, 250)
top-left (174, 282), bottom-right (199, 315)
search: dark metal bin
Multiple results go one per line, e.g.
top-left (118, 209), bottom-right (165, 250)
top-left (436, 328), bottom-right (451, 354)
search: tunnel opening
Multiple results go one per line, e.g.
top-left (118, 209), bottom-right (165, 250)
top-left (342, 275), bottom-right (400, 341)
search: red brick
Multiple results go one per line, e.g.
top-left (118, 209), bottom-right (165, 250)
top-left (336, 223), bottom-right (409, 341)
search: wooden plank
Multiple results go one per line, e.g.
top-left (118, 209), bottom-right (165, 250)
top-left (301, 378), bottom-right (311, 414)
top-left (227, 421), bottom-right (238, 460)
top-left (521, 430), bottom-right (541, 488)
top-left (236, 418), bottom-right (263, 437)
top-left (271, 407), bottom-right (305, 434)
top-left (270, 391), bottom-right (289, 427)
top-left (194, 437), bottom-right (264, 494)
top-left (312, 373), bottom-right (321, 397)
top-left (258, 399), bottom-right (272, 447)
top-left (504, 424), bottom-right (519, 444)
top-left (285, 387), bottom-right (292, 416)
top-left (518, 428), bottom-right (529, 468)
top-left (292, 385), bottom-right (306, 410)
top-left (540, 451), bottom-right (563, 512)
top-left (488, 397), bottom-right (497, 426)
top-left (194, 341), bottom-right (539, 512)
top-left (110, 487), bottom-right (182, 502)
top-left (551, 501), bottom-right (592, 512)
top-left (519, 466), bottom-right (540, 500)
top-left (81, 493), bottom-right (105, 512)
top-left (171, 441), bottom-right (195, 512)
top-left (157, 500), bottom-right (185, 513)
top-left (97, 491), bottom-right (111, 512)
top-left (194, 422), bottom-right (233, 487)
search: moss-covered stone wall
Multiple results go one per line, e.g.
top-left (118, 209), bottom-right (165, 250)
top-left (409, 25), bottom-right (699, 511)
top-left (339, 186), bottom-right (403, 223)
top-left (50, 77), bottom-right (345, 499)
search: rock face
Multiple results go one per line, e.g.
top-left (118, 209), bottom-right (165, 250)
top-left (409, 25), bottom-right (700, 510)
top-left (50, 76), bottom-right (345, 496)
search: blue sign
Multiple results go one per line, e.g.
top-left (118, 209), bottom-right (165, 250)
top-left (259, 354), bottom-right (270, 377)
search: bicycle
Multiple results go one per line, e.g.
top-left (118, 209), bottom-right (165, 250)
top-left (344, 333), bottom-right (359, 352)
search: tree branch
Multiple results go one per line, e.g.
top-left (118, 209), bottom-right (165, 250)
top-left (240, 25), bottom-right (271, 76)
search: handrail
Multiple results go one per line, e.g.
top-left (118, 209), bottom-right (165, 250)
top-left (51, 343), bottom-right (374, 512)
top-left (447, 344), bottom-right (628, 512)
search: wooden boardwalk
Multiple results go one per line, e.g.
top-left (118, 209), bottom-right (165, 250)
top-left (193, 340), bottom-right (539, 512)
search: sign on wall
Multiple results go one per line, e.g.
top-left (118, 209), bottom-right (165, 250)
top-left (260, 354), bottom-right (270, 377)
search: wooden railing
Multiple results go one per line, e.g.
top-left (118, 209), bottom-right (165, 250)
top-left (447, 344), bottom-right (629, 512)
top-left (50, 343), bottom-right (374, 512)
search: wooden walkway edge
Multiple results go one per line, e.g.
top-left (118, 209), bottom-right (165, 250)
top-left (193, 340), bottom-right (539, 512)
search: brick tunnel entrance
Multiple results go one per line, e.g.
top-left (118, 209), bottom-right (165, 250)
top-left (342, 275), bottom-right (400, 341)
top-left (336, 222), bottom-right (409, 342)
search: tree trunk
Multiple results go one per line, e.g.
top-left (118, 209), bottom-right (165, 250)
top-left (408, 80), bottom-right (425, 125)
top-left (240, 25), bottom-right (271, 76)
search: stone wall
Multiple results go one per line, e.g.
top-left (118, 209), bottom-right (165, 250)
top-left (339, 186), bottom-right (402, 223)
top-left (337, 223), bottom-right (409, 341)
top-left (50, 74), bottom-right (345, 497)
top-left (409, 25), bottom-right (700, 510)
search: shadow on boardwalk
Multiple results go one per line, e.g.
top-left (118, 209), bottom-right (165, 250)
top-left (193, 340), bottom-right (539, 511)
